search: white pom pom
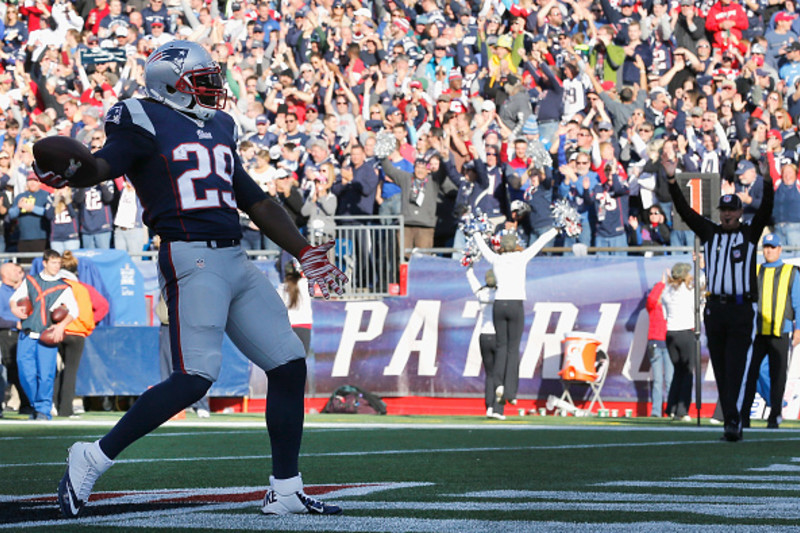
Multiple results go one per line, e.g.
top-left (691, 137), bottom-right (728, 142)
top-left (551, 199), bottom-right (582, 238)
top-left (374, 131), bottom-right (397, 159)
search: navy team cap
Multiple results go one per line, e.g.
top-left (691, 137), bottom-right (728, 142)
top-left (717, 194), bottom-right (743, 210)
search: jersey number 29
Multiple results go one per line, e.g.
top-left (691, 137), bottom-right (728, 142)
top-left (173, 143), bottom-right (237, 210)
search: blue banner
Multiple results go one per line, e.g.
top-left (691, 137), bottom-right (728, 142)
top-left (308, 254), bottom-right (718, 403)
top-left (79, 254), bottom-right (721, 404)
top-left (76, 326), bottom-right (251, 396)
top-left (73, 249), bottom-right (147, 325)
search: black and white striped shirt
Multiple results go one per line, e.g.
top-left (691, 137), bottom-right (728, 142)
top-left (668, 178), bottom-right (773, 300)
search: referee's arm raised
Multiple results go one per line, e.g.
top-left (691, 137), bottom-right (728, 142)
top-left (662, 154), bottom-right (716, 242)
top-left (749, 160), bottom-right (774, 239)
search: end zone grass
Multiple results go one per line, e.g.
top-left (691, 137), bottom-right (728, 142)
top-left (2, 413), bottom-right (799, 532)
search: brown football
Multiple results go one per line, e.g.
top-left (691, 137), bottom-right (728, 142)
top-left (16, 297), bottom-right (33, 317)
top-left (51, 304), bottom-right (68, 323)
top-left (33, 136), bottom-right (98, 187)
top-left (39, 326), bottom-right (59, 346)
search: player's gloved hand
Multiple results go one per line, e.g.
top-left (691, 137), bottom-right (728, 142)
top-left (298, 240), bottom-right (348, 299)
top-left (33, 161), bottom-right (69, 189)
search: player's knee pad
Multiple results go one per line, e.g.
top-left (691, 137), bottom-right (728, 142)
top-left (266, 358), bottom-right (306, 392)
top-left (169, 372), bottom-right (213, 404)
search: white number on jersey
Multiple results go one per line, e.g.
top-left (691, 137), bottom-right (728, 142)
top-left (54, 209), bottom-right (73, 224)
top-left (85, 188), bottom-right (104, 211)
top-left (172, 143), bottom-right (237, 211)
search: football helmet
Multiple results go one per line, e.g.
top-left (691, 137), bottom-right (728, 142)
top-left (145, 41), bottom-right (227, 121)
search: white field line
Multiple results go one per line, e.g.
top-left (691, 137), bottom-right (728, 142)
top-left (750, 464), bottom-right (800, 471)
top-left (456, 490), bottom-right (800, 504)
top-left (6, 437), bottom-right (800, 469)
top-left (2, 500), bottom-right (798, 532)
top-left (61, 514), bottom-right (800, 533)
top-left (596, 480), bottom-right (800, 491)
top-left (3, 418), bottom-right (800, 432)
top-left (0, 482), bottom-right (432, 504)
top-left (680, 474), bottom-right (800, 481)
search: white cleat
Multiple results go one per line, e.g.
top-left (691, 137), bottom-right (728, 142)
top-left (196, 408), bottom-right (210, 418)
top-left (57, 441), bottom-right (113, 518)
top-left (261, 474), bottom-right (342, 516)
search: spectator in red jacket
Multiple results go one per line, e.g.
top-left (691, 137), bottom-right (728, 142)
top-left (705, 0), bottom-right (749, 52)
top-left (646, 272), bottom-right (673, 417)
top-left (85, 0), bottom-right (110, 35)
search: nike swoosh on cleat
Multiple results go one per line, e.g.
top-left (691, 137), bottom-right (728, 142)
top-left (58, 472), bottom-right (82, 518)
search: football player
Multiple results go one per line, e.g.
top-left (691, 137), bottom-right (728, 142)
top-left (35, 41), bottom-right (347, 518)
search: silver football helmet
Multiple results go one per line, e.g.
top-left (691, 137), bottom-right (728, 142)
top-left (145, 41), bottom-right (227, 121)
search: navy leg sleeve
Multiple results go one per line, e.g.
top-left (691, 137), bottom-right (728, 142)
top-left (266, 358), bottom-right (306, 479)
top-left (99, 372), bottom-right (212, 459)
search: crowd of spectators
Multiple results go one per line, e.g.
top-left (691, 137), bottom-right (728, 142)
top-left (2, 0), bottom-right (800, 258)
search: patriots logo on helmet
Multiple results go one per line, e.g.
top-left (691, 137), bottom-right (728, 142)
top-left (147, 48), bottom-right (189, 73)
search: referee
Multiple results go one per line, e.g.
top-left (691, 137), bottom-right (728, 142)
top-left (667, 161), bottom-right (773, 442)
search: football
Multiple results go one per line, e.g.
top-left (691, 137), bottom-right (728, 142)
top-left (16, 297), bottom-right (33, 317)
top-left (32, 136), bottom-right (98, 187)
top-left (51, 304), bottom-right (68, 323)
top-left (39, 326), bottom-right (59, 347)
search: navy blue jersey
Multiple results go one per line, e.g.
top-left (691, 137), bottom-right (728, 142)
top-left (98, 99), bottom-right (267, 242)
top-left (74, 182), bottom-right (115, 235)
top-left (47, 203), bottom-right (80, 242)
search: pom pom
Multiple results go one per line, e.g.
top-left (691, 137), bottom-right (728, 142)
top-left (526, 141), bottom-right (552, 169)
top-left (374, 131), bottom-right (397, 159)
top-left (458, 209), bottom-right (494, 267)
top-left (551, 199), bottom-right (582, 238)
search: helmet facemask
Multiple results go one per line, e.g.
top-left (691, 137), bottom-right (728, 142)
top-left (174, 66), bottom-right (227, 112)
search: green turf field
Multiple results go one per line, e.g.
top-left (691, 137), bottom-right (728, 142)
top-left (1, 412), bottom-right (799, 532)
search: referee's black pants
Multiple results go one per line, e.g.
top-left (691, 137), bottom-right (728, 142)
top-left (741, 333), bottom-right (790, 425)
top-left (704, 301), bottom-right (756, 434)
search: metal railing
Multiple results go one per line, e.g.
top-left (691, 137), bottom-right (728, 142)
top-left (315, 215), bottom-right (404, 298)
top-left (4, 223), bottom-right (798, 302)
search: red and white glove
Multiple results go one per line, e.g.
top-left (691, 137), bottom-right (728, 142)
top-left (298, 240), bottom-right (348, 299)
top-left (33, 161), bottom-right (69, 189)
